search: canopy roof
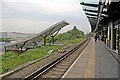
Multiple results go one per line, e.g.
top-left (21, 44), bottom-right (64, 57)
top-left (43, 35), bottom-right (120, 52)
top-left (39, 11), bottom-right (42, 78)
top-left (5, 20), bottom-right (69, 47)
top-left (80, 1), bottom-right (99, 32)
top-left (80, 0), bottom-right (120, 32)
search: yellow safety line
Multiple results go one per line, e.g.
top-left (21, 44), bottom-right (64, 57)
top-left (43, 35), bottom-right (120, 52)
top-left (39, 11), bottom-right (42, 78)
top-left (84, 38), bottom-right (95, 78)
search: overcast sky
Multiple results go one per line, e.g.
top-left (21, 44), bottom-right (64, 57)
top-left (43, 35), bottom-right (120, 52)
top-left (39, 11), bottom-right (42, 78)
top-left (0, 0), bottom-right (92, 34)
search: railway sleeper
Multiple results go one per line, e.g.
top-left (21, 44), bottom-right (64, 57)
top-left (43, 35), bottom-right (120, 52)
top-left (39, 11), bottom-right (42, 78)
top-left (49, 75), bottom-right (61, 78)
top-left (41, 72), bottom-right (63, 78)
top-left (58, 62), bottom-right (70, 65)
top-left (56, 65), bottom-right (68, 69)
top-left (57, 63), bottom-right (69, 66)
top-left (52, 68), bottom-right (66, 72)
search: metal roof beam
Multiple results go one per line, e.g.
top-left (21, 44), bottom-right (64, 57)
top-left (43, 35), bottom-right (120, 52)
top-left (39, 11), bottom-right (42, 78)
top-left (87, 16), bottom-right (98, 19)
top-left (87, 16), bottom-right (97, 20)
top-left (84, 9), bottom-right (98, 13)
top-left (85, 13), bottom-right (98, 17)
top-left (84, 9), bottom-right (107, 15)
top-left (80, 2), bottom-right (99, 7)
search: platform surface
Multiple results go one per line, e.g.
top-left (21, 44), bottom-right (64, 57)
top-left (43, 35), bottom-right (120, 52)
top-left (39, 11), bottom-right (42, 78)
top-left (95, 42), bottom-right (118, 78)
top-left (62, 37), bottom-right (118, 79)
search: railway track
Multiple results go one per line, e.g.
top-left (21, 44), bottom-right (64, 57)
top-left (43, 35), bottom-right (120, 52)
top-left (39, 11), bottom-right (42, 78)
top-left (24, 38), bottom-right (90, 80)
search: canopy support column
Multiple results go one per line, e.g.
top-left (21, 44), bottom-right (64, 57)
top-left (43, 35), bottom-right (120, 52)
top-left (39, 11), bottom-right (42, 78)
top-left (51, 29), bottom-right (61, 44)
top-left (4, 47), bottom-right (7, 53)
top-left (20, 41), bottom-right (28, 52)
top-left (51, 36), bottom-right (54, 44)
top-left (110, 21), bottom-right (114, 50)
top-left (44, 37), bottom-right (46, 45)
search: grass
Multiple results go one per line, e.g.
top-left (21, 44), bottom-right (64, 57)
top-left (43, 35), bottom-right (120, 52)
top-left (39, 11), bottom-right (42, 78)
top-left (1, 45), bottom-right (63, 74)
top-left (58, 38), bottom-right (84, 45)
top-left (0, 38), bottom-right (10, 42)
top-left (0, 56), bottom-right (2, 74)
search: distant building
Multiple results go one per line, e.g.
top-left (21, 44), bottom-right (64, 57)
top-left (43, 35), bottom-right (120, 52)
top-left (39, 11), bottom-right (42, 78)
top-left (0, 32), bottom-right (8, 38)
top-left (0, 32), bottom-right (35, 41)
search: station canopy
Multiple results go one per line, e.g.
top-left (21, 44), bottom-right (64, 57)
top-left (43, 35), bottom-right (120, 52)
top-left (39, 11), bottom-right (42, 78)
top-left (80, 0), bottom-right (120, 32)
top-left (4, 20), bottom-right (69, 48)
top-left (80, 0), bottom-right (99, 32)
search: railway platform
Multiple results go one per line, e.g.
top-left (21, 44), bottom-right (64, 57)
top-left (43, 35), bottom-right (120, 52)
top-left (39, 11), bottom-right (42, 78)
top-left (62, 37), bottom-right (119, 79)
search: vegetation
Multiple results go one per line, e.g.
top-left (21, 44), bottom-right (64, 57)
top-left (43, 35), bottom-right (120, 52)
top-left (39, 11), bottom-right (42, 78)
top-left (1, 45), bottom-right (63, 74)
top-left (86, 32), bottom-right (94, 37)
top-left (55, 26), bottom-right (84, 45)
top-left (0, 38), bottom-right (10, 42)
top-left (1, 26), bottom-right (84, 74)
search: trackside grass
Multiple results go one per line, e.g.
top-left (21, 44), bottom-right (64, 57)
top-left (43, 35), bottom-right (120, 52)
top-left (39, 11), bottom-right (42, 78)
top-left (1, 45), bottom-right (63, 74)
top-left (58, 38), bottom-right (84, 45)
